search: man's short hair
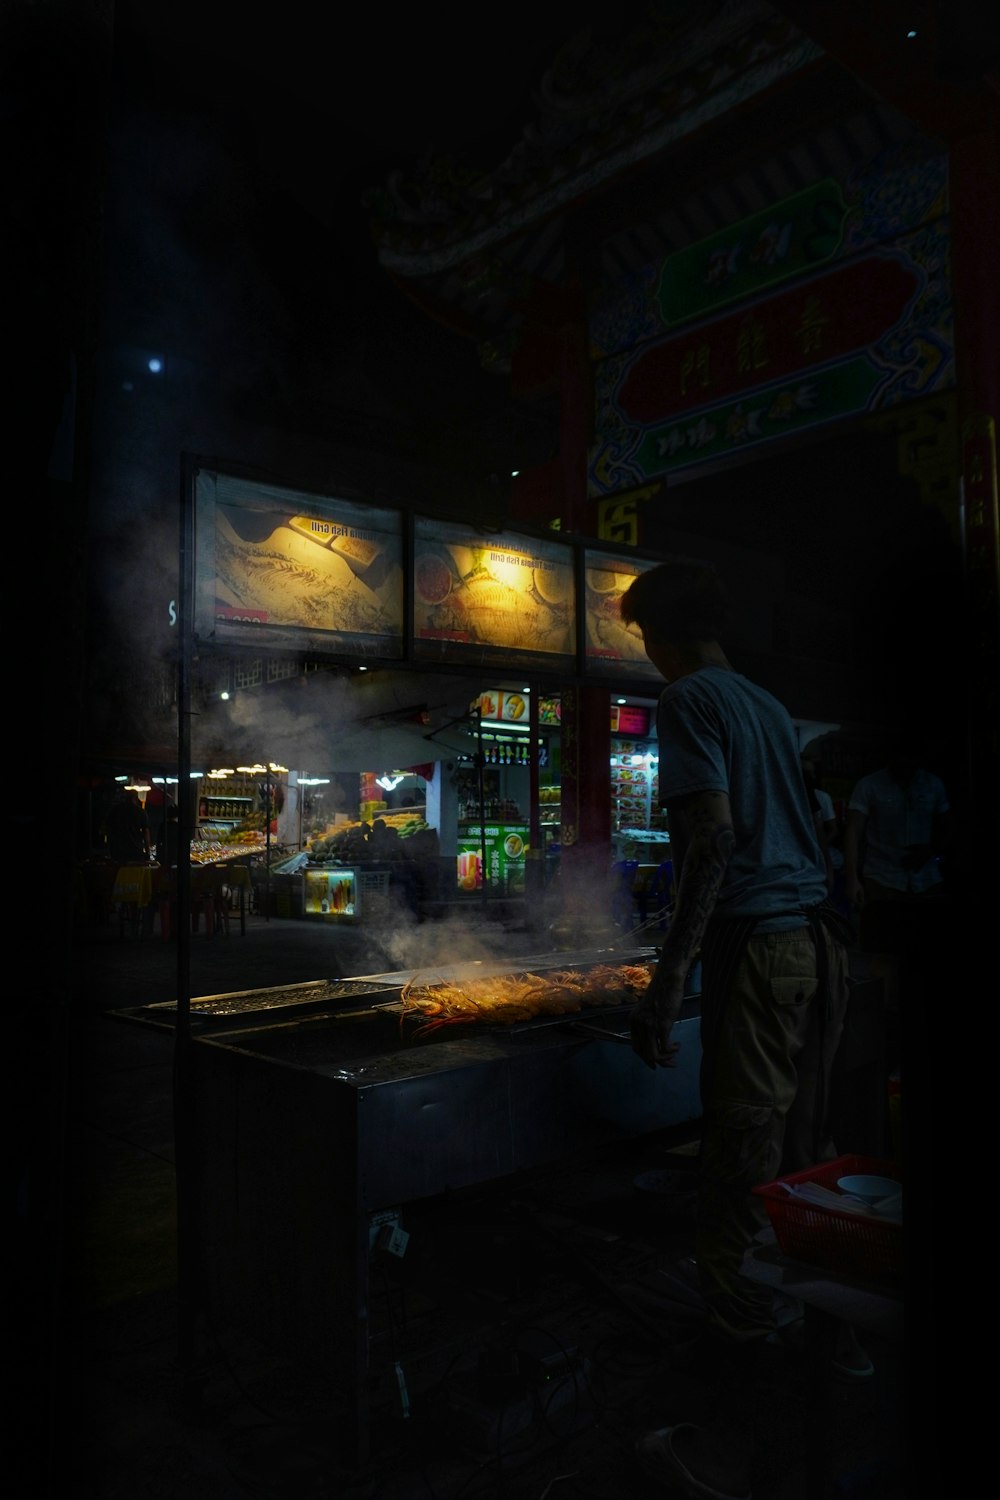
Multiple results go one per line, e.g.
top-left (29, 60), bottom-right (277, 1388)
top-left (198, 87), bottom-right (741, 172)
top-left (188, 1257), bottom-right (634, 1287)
top-left (619, 556), bottom-right (728, 643)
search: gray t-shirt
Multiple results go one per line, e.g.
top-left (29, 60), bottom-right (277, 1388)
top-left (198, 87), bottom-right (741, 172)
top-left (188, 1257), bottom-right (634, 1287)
top-left (848, 766), bottom-right (948, 892)
top-left (656, 667), bottom-right (826, 930)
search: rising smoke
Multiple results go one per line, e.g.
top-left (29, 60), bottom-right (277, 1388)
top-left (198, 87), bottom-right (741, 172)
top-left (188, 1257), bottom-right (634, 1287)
top-left (193, 668), bottom-right (484, 772)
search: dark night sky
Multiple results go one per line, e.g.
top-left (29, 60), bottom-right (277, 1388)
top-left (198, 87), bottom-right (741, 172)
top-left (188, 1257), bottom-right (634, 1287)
top-left (84, 1), bottom-right (636, 513)
top-left (113, 1), bottom-right (595, 165)
top-left (63, 1), bottom-right (627, 750)
top-left (104, 2), bottom-right (617, 379)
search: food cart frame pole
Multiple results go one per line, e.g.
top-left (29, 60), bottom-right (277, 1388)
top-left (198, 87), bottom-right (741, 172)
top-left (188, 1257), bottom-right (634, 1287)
top-left (174, 457), bottom-right (202, 1395)
top-left (524, 684), bottom-right (545, 926)
top-left (473, 706), bottom-right (488, 908)
top-left (264, 766), bottom-right (272, 919)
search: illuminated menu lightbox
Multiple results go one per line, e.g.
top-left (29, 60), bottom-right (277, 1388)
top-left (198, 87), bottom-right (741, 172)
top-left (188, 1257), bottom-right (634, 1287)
top-left (194, 469), bottom-right (404, 653)
top-left (191, 466), bottom-right (670, 684)
top-left (582, 549), bottom-right (659, 680)
top-left (412, 517), bottom-right (575, 669)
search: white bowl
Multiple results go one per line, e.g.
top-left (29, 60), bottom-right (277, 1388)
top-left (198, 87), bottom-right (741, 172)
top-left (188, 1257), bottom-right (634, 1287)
top-left (836, 1173), bottom-right (899, 1205)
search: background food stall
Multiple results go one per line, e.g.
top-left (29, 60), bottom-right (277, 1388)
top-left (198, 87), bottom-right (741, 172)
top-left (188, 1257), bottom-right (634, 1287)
top-left (77, 769), bottom-right (276, 936)
top-left (271, 805), bottom-right (439, 921)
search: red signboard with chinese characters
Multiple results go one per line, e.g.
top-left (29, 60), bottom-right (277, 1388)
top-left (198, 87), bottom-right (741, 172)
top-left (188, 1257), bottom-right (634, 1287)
top-left (590, 220), bottom-right (954, 487)
top-left (617, 255), bottom-right (918, 422)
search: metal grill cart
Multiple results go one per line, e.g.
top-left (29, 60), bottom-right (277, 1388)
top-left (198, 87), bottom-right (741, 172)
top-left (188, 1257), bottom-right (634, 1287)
top-left (176, 947), bottom-right (703, 1467)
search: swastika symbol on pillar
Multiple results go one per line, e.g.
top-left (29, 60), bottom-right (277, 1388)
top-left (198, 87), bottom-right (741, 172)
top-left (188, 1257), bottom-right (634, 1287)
top-left (597, 498), bottom-right (638, 546)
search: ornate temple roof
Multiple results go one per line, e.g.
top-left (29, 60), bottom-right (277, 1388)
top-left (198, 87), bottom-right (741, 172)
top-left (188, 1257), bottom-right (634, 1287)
top-left (364, 0), bottom-right (994, 374)
top-left (367, 2), bottom-right (820, 278)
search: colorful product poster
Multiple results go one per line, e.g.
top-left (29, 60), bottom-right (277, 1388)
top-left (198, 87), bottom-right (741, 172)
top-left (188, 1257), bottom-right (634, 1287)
top-left (413, 518), bottom-right (575, 666)
top-left (499, 690), bottom-right (529, 722)
top-left (456, 825), bottom-right (529, 893)
top-left (474, 689), bottom-right (529, 723)
top-left (194, 469), bottom-right (404, 652)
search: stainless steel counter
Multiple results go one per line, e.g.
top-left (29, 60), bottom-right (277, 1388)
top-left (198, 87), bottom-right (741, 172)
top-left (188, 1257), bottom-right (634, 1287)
top-left (182, 946), bottom-right (703, 1466)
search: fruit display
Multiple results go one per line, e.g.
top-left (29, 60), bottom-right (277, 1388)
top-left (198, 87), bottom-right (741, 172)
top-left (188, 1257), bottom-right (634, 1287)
top-left (190, 840), bottom-right (262, 866)
top-left (307, 811), bottom-right (438, 863)
top-left (219, 825), bottom-right (270, 846)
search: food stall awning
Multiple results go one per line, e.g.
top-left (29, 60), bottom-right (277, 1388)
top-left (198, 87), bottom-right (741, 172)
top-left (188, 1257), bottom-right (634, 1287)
top-left (194, 669), bottom-right (491, 774)
top-left (315, 721), bottom-right (471, 774)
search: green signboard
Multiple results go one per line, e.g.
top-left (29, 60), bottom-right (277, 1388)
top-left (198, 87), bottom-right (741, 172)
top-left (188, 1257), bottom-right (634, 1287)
top-left (656, 179), bottom-right (849, 328)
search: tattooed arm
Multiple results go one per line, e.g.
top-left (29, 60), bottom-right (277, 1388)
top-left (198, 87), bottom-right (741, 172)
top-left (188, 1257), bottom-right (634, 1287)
top-left (630, 790), bottom-right (734, 1069)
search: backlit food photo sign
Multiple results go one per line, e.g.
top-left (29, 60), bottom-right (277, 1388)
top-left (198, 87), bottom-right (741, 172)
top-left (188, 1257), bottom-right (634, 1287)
top-left (194, 469), bottom-right (405, 654)
top-left (412, 517), bottom-right (575, 669)
top-left (190, 465), bottom-right (668, 686)
top-left (583, 549), bottom-right (657, 677)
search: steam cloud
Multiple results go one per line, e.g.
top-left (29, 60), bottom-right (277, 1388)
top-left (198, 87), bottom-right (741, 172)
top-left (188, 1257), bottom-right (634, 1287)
top-left (193, 669), bottom-right (483, 772)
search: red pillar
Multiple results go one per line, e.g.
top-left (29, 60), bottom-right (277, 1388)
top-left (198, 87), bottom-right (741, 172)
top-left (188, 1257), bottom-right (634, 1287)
top-left (555, 684), bottom-right (615, 937)
top-left (510, 280), bottom-right (615, 932)
top-left (509, 280), bottom-right (593, 531)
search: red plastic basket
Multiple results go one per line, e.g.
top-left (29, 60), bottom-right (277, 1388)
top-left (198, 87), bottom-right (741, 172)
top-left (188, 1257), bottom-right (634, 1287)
top-left (753, 1153), bottom-right (903, 1283)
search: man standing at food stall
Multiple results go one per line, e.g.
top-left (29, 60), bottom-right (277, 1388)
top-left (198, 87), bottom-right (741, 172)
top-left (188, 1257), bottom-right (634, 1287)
top-left (618, 557), bottom-right (856, 1500)
top-left (105, 785), bottom-right (151, 863)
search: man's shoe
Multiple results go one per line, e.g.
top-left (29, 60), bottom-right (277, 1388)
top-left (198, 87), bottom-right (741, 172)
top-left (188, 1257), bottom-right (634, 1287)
top-left (831, 1323), bottom-right (874, 1381)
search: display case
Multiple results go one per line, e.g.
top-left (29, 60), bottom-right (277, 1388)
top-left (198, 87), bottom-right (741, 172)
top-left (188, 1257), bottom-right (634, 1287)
top-left (611, 738), bottom-right (658, 832)
top-left (612, 828), bottom-right (672, 864)
top-left (539, 782), bottom-right (561, 829)
top-left (198, 794), bottom-right (254, 827)
top-left (197, 772), bottom-right (267, 828)
top-left (299, 866), bottom-right (391, 921)
top-left (303, 866), bottom-right (356, 919)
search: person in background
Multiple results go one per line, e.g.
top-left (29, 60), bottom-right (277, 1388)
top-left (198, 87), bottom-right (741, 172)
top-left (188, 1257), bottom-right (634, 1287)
top-left (843, 734), bottom-right (955, 1084)
top-left (154, 801), bottom-right (181, 867)
top-left (618, 556), bottom-right (858, 1500)
top-left (843, 734), bottom-right (954, 947)
top-left (801, 751), bottom-right (848, 916)
top-left (105, 786), bottom-right (151, 864)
